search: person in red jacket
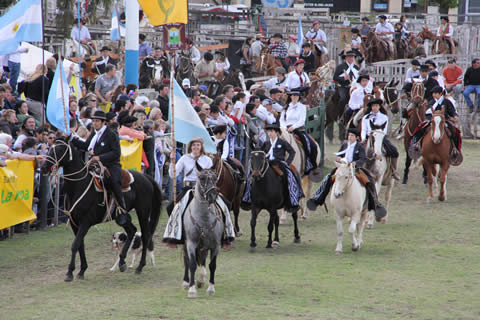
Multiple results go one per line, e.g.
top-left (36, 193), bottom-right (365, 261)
top-left (442, 57), bottom-right (463, 102)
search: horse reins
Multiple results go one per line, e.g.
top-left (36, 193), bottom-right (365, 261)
top-left (250, 152), bottom-right (270, 179)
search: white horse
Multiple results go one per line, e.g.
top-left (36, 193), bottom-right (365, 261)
top-left (364, 125), bottom-right (395, 228)
top-left (330, 160), bottom-right (368, 253)
top-left (279, 128), bottom-right (322, 221)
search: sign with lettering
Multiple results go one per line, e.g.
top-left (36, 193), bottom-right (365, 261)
top-left (162, 23), bottom-right (186, 50)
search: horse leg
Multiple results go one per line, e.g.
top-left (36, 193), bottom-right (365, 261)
top-left (207, 250), bottom-right (218, 296)
top-left (432, 165), bottom-right (439, 197)
top-left (357, 208), bottom-right (368, 249)
top-left (196, 252), bottom-right (207, 289)
top-left (187, 242), bottom-right (198, 298)
top-left (325, 122), bottom-right (334, 144)
top-left (438, 164), bottom-right (449, 201)
top-left (300, 176), bottom-right (311, 219)
top-left (349, 212), bottom-right (360, 251)
top-left (279, 209), bottom-right (288, 225)
top-left (66, 223), bottom-right (90, 282)
top-left (424, 163), bottom-right (434, 203)
top-left (135, 210), bottom-right (151, 275)
top-left (383, 179), bottom-right (394, 224)
top-left (116, 213), bottom-right (137, 272)
top-left (182, 245), bottom-right (190, 289)
top-left (273, 213), bottom-right (280, 246)
top-left (266, 210), bottom-right (275, 248)
top-left (76, 239), bottom-right (88, 280)
top-left (335, 212), bottom-right (344, 254)
top-left (233, 200), bottom-right (242, 236)
top-left (250, 208), bottom-right (258, 251)
top-left (292, 209), bottom-right (301, 243)
top-left (403, 153), bottom-right (412, 184)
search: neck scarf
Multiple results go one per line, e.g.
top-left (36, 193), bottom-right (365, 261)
top-left (267, 137), bottom-right (278, 160)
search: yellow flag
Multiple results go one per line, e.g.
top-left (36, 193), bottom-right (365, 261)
top-left (138, 0), bottom-right (188, 25)
top-left (0, 160), bottom-right (36, 229)
top-left (120, 140), bottom-right (143, 172)
top-left (69, 75), bottom-right (82, 98)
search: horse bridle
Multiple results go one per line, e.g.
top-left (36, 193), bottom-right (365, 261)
top-left (196, 170), bottom-right (218, 203)
top-left (250, 151), bottom-right (269, 179)
top-left (384, 86), bottom-right (400, 108)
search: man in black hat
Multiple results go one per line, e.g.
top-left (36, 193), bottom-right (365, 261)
top-left (139, 46), bottom-right (170, 89)
top-left (71, 110), bottom-right (127, 214)
top-left (307, 127), bottom-right (387, 222)
top-left (437, 16), bottom-right (455, 54)
top-left (93, 46), bottom-right (118, 75)
top-left (333, 50), bottom-right (360, 121)
top-left (268, 33), bottom-right (289, 71)
top-left (424, 70), bottom-right (441, 102)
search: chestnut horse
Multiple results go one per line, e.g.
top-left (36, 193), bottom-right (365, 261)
top-left (365, 30), bottom-right (396, 63)
top-left (255, 47), bottom-right (276, 76)
top-left (418, 109), bottom-right (451, 203)
top-left (416, 27), bottom-right (458, 55)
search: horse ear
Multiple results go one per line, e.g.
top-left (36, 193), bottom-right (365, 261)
top-left (195, 161), bottom-right (203, 172)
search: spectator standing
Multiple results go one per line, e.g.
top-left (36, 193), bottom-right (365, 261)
top-left (95, 64), bottom-right (120, 109)
top-left (463, 58), bottom-right (480, 113)
top-left (3, 44), bottom-right (28, 92)
top-left (139, 34), bottom-right (152, 59)
top-left (359, 17), bottom-right (371, 39)
top-left (194, 52), bottom-right (217, 87)
top-left (156, 84), bottom-right (169, 120)
top-left (251, 34), bottom-right (265, 59)
top-left (16, 100), bottom-right (40, 129)
top-left (17, 64), bottom-right (49, 122)
top-left (13, 116), bottom-right (36, 151)
top-left (239, 38), bottom-right (253, 77)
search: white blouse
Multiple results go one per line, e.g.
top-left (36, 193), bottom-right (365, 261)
top-left (169, 153), bottom-right (213, 182)
top-left (280, 102), bottom-right (306, 130)
top-left (286, 71), bottom-right (310, 90)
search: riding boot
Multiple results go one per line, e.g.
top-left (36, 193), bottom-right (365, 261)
top-left (111, 182), bottom-right (127, 212)
top-left (365, 177), bottom-right (387, 222)
top-left (307, 170), bottom-right (335, 211)
top-left (390, 157), bottom-right (401, 181)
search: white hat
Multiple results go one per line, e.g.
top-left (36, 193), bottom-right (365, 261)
top-left (135, 95), bottom-right (149, 107)
top-left (182, 78), bottom-right (191, 87)
top-left (0, 144), bottom-right (9, 154)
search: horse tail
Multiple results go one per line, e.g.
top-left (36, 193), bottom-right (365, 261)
top-left (145, 174), bottom-right (162, 238)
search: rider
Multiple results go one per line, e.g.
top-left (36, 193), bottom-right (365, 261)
top-left (268, 33), bottom-right (289, 71)
top-left (306, 128), bottom-right (387, 221)
top-left (374, 15), bottom-right (395, 54)
top-left (241, 123), bottom-right (304, 211)
top-left (280, 91), bottom-right (320, 176)
top-left (93, 46), bottom-right (118, 75)
top-left (344, 74), bottom-right (371, 123)
top-left (410, 86), bottom-right (461, 154)
top-left (285, 60), bottom-right (311, 94)
top-left (437, 16), bottom-right (456, 54)
top-left (299, 43), bottom-right (317, 74)
top-left (350, 28), bottom-right (364, 64)
top-left (401, 64), bottom-right (429, 99)
top-left (139, 46), bottom-right (170, 88)
top-left (263, 67), bottom-right (288, 91)
top-left (305, 21), bottom-right (328, 58)
top-left (361, 99), bottom-right (401, 181)
top-left (71, 110), bottom-right (126, 214)
top-left (333, 50), bottom-right (360, 112)
top-left (70, 18), bottom-right (92, 46)
top-left (138, 34), bottom-right (152, 60)
top-left (212, 124), bottom-right (244, 179)
top-left (193, 52), bottom-right (218, 88)
top-left (183, 37), bottom-right (201, 65)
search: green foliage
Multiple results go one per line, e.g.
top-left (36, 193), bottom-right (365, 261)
top-left (419, 0), bottom-right (459, 9)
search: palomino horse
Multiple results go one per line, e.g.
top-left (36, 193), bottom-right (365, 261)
top-left (416, 27), bottom-right (458, 55)
top-left (364, 124), bottom-right (395, 228)
top-left (330, 160), bottom-right (368, 254)
top-left (41, 139), bottom-right (162, 281)
top-left (212, 154), bottom-right (245, 236)
top-left (403, 82), bottom-right (426, 184)
top-left (365, 30), bottom-right (396, 63)
top-left (280, 128), bottom-right (321, 220)
top-left (182, 163), bottom-right (223, 298)
top-left (255, 47), bottom-right (276, 76)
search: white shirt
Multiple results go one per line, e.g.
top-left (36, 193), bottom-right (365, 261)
top-left (405, 67), bottom-right (420, 83)
top-left (287, 42), bottom-right (300, 56)
top-left (6, 46), bottom-right (28, 63)
top-left (191, 46), bottom-right (201, 64)
top-left (437, 24), bottom-right (453, 37)
top-left (251, 40), bottom-right (264, 57)
top-left (256, 105), bottom-right (276, 124)
top-left (219, 110), bottom-right (235, 127)
top-left (361, 111), bottom-right (388, 141)
top-left (339, 62), bottom-right (359, 82)
top-left (263, 76), bottom-right (287, 90)
top-left (352, 36), bottom-right (362, 48)
top-left (336, 141), bottom-right (357, 163)
top-left (216, 58), bottom-right (230, 71)
top-left (351, 79), bottom-right (373, 92)
top-left (305, 28), bottom-right (327, 43)
top-left (88, 125), bottom-right (107, 151)
top-left (266, 137), bottom-right (278, 160)
top-left (70, 25), bottom-right (91, 42)
top-left (348, 86), bottom-right (371, 111)
top-left (231, 100), bottom-right (246, 119)
top-left (375, 22), bottom-right (395, 40)
top-left (425, 96), bottom-right (444, 117)
top-left (213, 137), bottom-right (229, 160)
top-left (169, 153), bottom-right (213, 182)
top-left (285, 71), bottom-right (310, 90)
top-left (280, 102), bottom-right (306, 129)
top-left (272, 101), bottom-right (283, 113)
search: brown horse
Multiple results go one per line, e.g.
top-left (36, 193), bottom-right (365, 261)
top-left (402, 82), bottom-right (426, 184)
top-left (365, 30), bottom-right (396, 63)
top-left (255, 48), bottom-right (276, 76)
top-left (416, 27), bottom-right (458, 55)
top-left (406, 35), bottom-right (427, 58)
top-left (212, 155), bottom-right (245, 236)
top-left (394, 32), bottom-right (409, 59)
top-left (418, 109), bottom-right (451, 203)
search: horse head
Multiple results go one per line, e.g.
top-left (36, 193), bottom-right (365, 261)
top-left (411, 82), bottom-right (425, 104)
top-left (368, 122), bottom-right (386, 160)
top-left (333, 159), bottom-right (354, 198)
top-left (195, 161), bottom-right (218, 204)
top-left (384, 79), bottom-right (400, 114)
top-left (41, 136), bottom-right (73, 175)
top-left (431, 109), bottom-right (446, 144)
top-left (250, 150), bottom-right (267, 181)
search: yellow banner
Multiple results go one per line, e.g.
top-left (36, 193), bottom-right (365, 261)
top-left (120, 140), bottom-right (143, 172)
top-left (138, 0), bottom-right (188, 25)
top-left (0, 160), bottom-right (36, 230)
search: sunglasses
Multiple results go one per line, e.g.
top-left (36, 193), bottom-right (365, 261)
top-left (90, 99), bottom-right (97, 102)
top-left (204, 108), bottom-right (210, 111)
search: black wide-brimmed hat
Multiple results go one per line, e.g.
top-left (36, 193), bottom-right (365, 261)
top-left (347, 128), bottom-right (361, 137)
top-left (265, 123), bottom-right (281, 132)
top-left (367, 98), bottom-right (383, 108)
top-left (287, 91), bottom-right (301, 96)
top-left (212, 125), bottom-right (227, 135)
top-left (345, 50), bottom-right (356, 57)
top-left (420, 64), bottom-right (430, 72)
top-left (91, 110), bottom-right (106, 120)
top-left (357, 74), bottom-right (370, 83)
top-left (100, 46), bottom-right (111, 52)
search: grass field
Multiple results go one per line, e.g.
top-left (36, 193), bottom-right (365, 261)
top-left (1, 139), bottom-right (480, 320)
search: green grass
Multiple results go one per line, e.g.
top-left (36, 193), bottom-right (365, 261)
top-left (1, 140), bottom-right (480, 320)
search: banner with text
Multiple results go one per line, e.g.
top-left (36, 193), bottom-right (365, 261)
top-left (0, 160), bottom-right (36, 229)
top-left (120, 140), bottom-right (142, 172)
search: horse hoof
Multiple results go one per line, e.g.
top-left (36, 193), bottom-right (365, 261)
top-left (380, 217), bottom-right (387, 224)
top-left (235, 231), bottom-right (243, 237)
top-left (272, 241), bottom-right (279, 248)
top-left (438, 195), bottom-right (445, 202)
top-left (352, 245), bottom-right (359, 252)
top-left (134, 268), bottom-right (142, 275)
top-left (64, 274), bottom-right (74, 282)
top-left (366, 223), bottom-right (373, 229)
top-left (76, 274), bottom-right (84, 280)
top-left (182, 281), bottom-right (189, 289)
top-left (335, 250), bottom-right (343, 254)
top-left (206, 284), bottom-right (215, 296)
top-left (119, 263), bottom-right (127, 272)
top-left (196, 281), bottom-right (204, 288)
top-left (294, 237), bottom-right (301, 244)
top-left (187, 287), bottom-right (197, 298)
top-left (266, 244), bottom-right (273, 249)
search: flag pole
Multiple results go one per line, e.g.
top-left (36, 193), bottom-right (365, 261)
top-left (77, 0), bottom-right (82, 98)
top-left (58, 55), bottom-right (68, 134)
top-left (40, 0), bottom-right (45, 126)
top-left (171, 52), bottom-right (177, 205)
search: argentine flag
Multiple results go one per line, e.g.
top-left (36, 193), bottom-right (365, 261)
top-left (297, 16), bottom-right (305, 48)
top-left (110, 7), bottom-right (120, 41)
top-left (46, 62), bottom-right (71, 135)
top-left (0, 0), bottom-right (42, 55)
top-left (168, 79), bottom-right (216, 153)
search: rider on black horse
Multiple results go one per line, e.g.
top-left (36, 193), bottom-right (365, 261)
top-left (212, 124), bottom-right (244, 180)
top-left (307, 128), bottom-right (387, 221)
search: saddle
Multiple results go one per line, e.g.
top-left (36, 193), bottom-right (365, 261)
top-left (271, 164), bottom-right (284, 176)
top-left (331, 170), bottom-right (369, 186)
top-left (93, 169), bottom-right (135, 193)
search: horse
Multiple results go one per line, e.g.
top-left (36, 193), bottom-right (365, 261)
top-left (182, 162), bottom-right (223, 298)
top-left (139, 56), bottom-right (169, 89)
top-left (324, 88), bottom-right (346, 144)
top-left (176, 53), bottom-right (196, 86)
top-left (206, 69), bottom-right (243, 99)
top-left (255, 47), bottom-right (276, 76)
top-left (330, 160), bottom-right (368, 254)
top-left (364, 124), bottom-right (395, 228)
top-left (249, 151), bottom-right (301, 250)
top-left (40, 139), bottom-right (162, 281)
top-left (279, 128), bottom-right (321, 220)
top-left (417, 109), bottom-right (452, 203)
top-left (416, 27), bottom-right (458, 55)
top-left (403, 82), bottom-right (426, 185)
top-left (365, 30), bottom-right (396, 63)
top-left (304, 60), bottom-right (335, 108)
top-left (212, 154), bottom-right (245, 236)
top-left (394, 32), bottom-right (409, 59)
top-left (406, 35), bottom-right (427, 58)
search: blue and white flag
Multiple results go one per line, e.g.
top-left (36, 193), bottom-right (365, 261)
top-left (297, 16), bottom-right (305, 48)
top-left (0, 0), bottom-right (42, 55)
top-left (168, 79), bottom-right (216, 153)
top-left (46, 62), bottom-right (71, 135)
top-left (110, 7), bottom-right (120, 41)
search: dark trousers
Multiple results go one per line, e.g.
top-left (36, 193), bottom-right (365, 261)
top-left (104, 165), bottom-right (125, 208)
top-left (293, 129), bottom-right (318, 173)
top-left (166, 185), bottom-right (193, 216)
top-left (383, 138), bottom-right (399, 158)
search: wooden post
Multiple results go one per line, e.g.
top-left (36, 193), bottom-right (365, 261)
top-left (171, 53), bottom-right (177, 205)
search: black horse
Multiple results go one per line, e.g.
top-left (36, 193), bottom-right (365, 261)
top-left (324, 88), bottom-right (346, 144)
top-left (248, 151), bottom-right (301, 250)
top-left (41, 138), bottom-right (162, 281)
